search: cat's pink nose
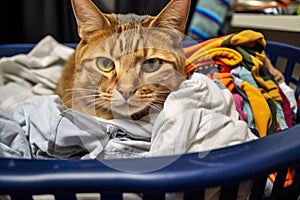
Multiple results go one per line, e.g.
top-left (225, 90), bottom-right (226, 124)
top-left (117, 87), bottom-right (135, 101)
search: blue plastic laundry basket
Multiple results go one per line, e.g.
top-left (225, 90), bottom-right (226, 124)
top-left (265, 41), bottom-right (300, 112)
top-left (0, 41), bottom-right (299, 200)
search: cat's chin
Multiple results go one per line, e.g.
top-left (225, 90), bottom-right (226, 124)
top-left (111, 104), bottom-right (150, 120)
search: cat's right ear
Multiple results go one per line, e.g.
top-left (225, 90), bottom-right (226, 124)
top-left (151, 0), bottom-right (191, 34)
top-left (71, 0), bottom-right (110, 38)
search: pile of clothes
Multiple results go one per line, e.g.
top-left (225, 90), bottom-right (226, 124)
top-left (185, 29), bottom-right (297, 138)
top-left (184, 30), bottom-right (298, 190)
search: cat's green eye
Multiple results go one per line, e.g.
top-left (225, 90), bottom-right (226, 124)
top-left (96, 57), bottom-right (115, 72)
top-left (141, 58), bottom-right (162, 73)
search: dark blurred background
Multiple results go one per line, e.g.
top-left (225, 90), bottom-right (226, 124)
top-left (1, 0), bottom-right (299, 47)
top-left (0, 0), bottom-right (197, 44)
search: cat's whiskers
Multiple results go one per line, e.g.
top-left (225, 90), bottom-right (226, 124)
top-left (152, 96), bottom-right (169, 102)
top-left (65, 95), bottom-right (98, 109)
top-left (70, 96), bottom-right (110, 116)
top-left (145, 102), bottom-right (163, 113)
top-left (68, 94), bottom-right (101, 101)
top-left (63, 87), bottom-right (98, 94)
top-left (93, 98), bottom-right (113, 116)
top-left (62, 90), bottom-right (94, 100)
top-left (66, 86), bottom-right (115, 112)
top-left (69, 99), bottom-right (97, 115)
top-left (65, 88), bottom-right (99, 92)
top-left (156, 90), bottom-right (171, 94)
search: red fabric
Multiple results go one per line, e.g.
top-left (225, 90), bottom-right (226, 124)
top-left (279, 88), bottom-right (293, 128)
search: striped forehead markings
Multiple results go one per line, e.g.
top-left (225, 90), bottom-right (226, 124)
top-left (108, 32), bottom-right (146, 58)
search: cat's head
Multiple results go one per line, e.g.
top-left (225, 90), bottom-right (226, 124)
top-left (71, 0), bottom-right (191, 120)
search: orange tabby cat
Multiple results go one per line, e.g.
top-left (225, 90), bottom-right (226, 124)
top-left (56, 0), bottom-right (191, 120)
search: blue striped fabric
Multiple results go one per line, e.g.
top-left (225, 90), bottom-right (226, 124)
top-left (195, 6), bottom-right (222, 25)
top-left (189, 25), bottom-right (211, 39)
top-left (188, 0), bottom-right (231, 40)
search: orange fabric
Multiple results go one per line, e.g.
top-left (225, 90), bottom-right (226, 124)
top-left (209, 72), bottom-right (235, 92)
top-left (183, 34), bottom-right (231, 58)
top-left (269, 168), bottom-right (295, 187)
top-left (184, 47), bottom-right (242, 75)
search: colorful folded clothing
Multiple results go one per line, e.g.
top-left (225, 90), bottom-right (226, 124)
top-left (184, 30), bottom-right (294, 137)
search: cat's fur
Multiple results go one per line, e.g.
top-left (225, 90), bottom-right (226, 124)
top-left (56, 0), bottom-right (191, 120)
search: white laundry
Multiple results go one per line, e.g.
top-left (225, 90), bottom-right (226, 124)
top-left (0, 35), bottom-right (74, 115)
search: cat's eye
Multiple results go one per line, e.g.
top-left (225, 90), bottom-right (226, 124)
top-left (141, 58), bottom-right (162, 73)
top-left (96, 57), bottom-right (115, 72)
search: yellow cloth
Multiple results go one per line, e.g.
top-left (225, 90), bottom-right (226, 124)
top-left (241, 81), bottom-right (272, 137)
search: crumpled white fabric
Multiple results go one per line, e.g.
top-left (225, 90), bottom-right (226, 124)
top-left (149, 73), bottom-right (257, 157)
top-left (0, 35), bottom-right (74, 115)
top-left (279, 81), bottom-right (298, 114)
top-left (12, 95), bottom-right (153, 160)
top-left (149, 73), bottom-right (257, 200)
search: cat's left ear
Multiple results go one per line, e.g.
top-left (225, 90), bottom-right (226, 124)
top-left (151, 0), bottom-right (191, 34)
